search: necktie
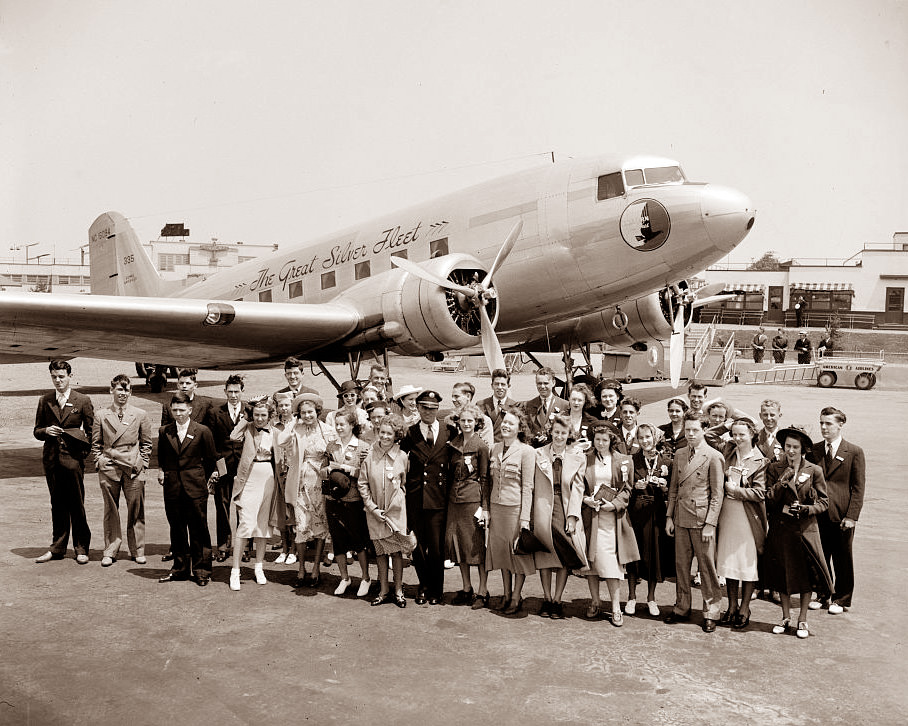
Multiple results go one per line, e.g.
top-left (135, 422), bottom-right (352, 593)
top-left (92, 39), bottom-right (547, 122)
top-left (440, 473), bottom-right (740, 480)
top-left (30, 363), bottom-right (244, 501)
top-left (552, 456), bottom-right (563, 495)
top-left (117, 408), bottom-right (124, 422)
top-left (825, 444), bottom-right (833, 472)
top-left (626, 432), bottom-right (633, 449)
top-left (426, 425), bottom-right (434, 446)
top-left (57, 394), bottom-right (66, 408)
top-left (688, 448), bottom-right (695, 464)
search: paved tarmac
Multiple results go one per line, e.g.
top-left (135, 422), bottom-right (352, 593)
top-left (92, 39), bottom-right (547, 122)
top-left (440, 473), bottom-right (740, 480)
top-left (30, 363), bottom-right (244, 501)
top-left (1, 357), bottom-right (906, 725)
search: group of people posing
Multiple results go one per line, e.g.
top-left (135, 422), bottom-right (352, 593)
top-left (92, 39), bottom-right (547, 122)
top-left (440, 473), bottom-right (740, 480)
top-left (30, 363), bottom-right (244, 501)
top-left (33, 359), bottom-right (865, 640)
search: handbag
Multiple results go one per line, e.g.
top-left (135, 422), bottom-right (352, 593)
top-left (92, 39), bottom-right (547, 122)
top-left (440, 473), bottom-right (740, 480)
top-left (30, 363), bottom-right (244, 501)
top-left (513, 527), bottom-right (549, 556)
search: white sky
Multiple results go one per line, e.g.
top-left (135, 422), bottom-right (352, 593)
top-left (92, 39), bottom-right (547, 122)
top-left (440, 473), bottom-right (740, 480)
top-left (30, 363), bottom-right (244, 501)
top-left (2, 0), bottom-right (906, 265)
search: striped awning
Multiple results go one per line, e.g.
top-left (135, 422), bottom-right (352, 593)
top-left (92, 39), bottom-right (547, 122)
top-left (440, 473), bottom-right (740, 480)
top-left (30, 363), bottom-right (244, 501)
top-left (725, 283), bottom-right (765, 293)
top-left (790, 282), bottom-right (854, 292)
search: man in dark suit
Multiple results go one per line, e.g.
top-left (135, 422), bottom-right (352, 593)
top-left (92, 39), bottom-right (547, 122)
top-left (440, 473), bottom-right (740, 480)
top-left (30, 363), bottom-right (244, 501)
top-left (400, 390), bottom-right (451, 605)
top-left (91, 373), bottom-right (154, 566)
top-left (157, 392), bottom-right (220, 586)
top-left (34, 360), bottom-right (95, 564)
top-left (756, 398), bottom-right (784, 461)
top-left (208, 374), bottom-right (250, 561)
top-left (521, 366), bottom-right (569, 446)
top-left (808, 406), bottom-right (865, 613)
top-left (274, 356), bottom-right (318, 398)
top-left (477, 368), bottom-right (518, 443)
top-left (160, 368), bottom-right (214, 427)
top-left (665, 412), bottom-right (725, 632)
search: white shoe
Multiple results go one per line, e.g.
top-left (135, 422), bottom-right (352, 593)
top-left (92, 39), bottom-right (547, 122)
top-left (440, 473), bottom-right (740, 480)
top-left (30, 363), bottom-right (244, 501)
top-left (647, 601), bottom-right (660, 617)
top-left (229, 569), bottom-right (241, 591)
top-left (796, 621), bottom-right (809, 638)
top-left (624, 599), bottom-right (636, 615)
top-left (772, 618), bottom-right (790, 635)
top-left (828, 602), bottom-right (844, 614)
top-left (334, 578), bottom-right (351, 595)
top-left (807, 599), bottom-right (822, 610)
top-left (444, 559), bottom-right (455, 569)
top-left (285, 553), bottom-right (297, 565)
top-left (254, 564), bottom-right (267, 585)
top-left (275, 552), bottom-right (287, 564)
top-left (692, 573), bottom-right (701, 587)
top-left (357, 579), bottom-right (372, 597)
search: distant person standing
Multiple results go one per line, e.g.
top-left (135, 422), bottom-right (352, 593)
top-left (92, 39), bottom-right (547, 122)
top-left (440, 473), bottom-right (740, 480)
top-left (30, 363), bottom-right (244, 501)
top-left (91, 374), bottom-right (154, 567)
top-left (751, 327), bottom-right (768, 363)
top-left (34, 360), bottom-right (95, 564)
top-left (817, 329), bottom-right (833, 358)
top-left (771, 329), bottom-right (788, 364)
top-left (793, 331), bottom-right (811, 365)
top-left (794, 296), bottom-right (808, 327)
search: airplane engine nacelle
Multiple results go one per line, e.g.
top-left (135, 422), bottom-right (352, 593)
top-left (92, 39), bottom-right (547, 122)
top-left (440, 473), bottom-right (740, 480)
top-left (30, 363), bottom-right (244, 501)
top-left (574, 288), bottom-right (690, 351)
top-left (339, 253), bottom-right (494, 356)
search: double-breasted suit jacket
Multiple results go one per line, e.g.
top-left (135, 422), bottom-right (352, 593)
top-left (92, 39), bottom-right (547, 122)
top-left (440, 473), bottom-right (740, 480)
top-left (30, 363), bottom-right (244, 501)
top-left (522, 395), bottom-right (569, 440)
top-left (478, 396), bottom-right (519, 442)
top-left (157, 420), bottom-right (218, 577)
top-left (531, 446), bottom-right (588, 570)
top-left (34, 389), bottom-right (95, 556)
top-left (666, 443), bottom-right (725, 530)
top-left (808, 438), bottom-right (865, 606)
top-left (92, 403), bottom-right (153, 480)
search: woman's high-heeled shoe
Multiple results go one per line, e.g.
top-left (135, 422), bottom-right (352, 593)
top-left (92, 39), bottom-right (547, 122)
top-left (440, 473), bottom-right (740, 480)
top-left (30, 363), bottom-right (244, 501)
top-left (772, 617), bottom-right (791, 634)
top-left (732, 611), bottom-right (750, 630)
top-left (503, 598), bottom-right (523, 615)
top-left (719, 609), bottom-right (736, 626)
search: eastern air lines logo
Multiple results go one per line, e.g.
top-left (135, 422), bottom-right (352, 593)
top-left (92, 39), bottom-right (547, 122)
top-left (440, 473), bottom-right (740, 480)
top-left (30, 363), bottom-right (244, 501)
top-left (620, 199), bottom-right (671, 251)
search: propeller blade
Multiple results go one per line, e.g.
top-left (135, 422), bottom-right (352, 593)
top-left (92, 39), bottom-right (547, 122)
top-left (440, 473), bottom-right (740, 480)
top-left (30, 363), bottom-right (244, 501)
top-left (390, 256), bottom-right (476, 297)
top-left (482, 220), bottom-right (523, 289)
top-left (480, 305), bottom-right (506, 373)
top-left (693, 293), bottom-right (740, 309)
top-left (669, 306), bottom-right (685, 389)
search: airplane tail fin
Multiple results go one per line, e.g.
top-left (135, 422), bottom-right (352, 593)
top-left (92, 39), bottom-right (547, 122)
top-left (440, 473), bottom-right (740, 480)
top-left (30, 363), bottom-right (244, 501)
top-left (89, 211), bottom-right (168, 297)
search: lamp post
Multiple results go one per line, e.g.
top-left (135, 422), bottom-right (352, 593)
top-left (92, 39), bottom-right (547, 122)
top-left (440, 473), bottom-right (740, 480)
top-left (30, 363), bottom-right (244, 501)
top-left (9, 243), bottom-right (39, 263)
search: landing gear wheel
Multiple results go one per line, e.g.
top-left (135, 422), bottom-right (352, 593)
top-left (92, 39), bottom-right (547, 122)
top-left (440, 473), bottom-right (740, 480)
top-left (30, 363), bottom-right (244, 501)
top-left (135, 362), bottom-right (148, 377)
top-left (817, 371), bottom-right (837, 388)
top-left (854, 373), bottom-right (874, 390)
top-left (148, 374), bottom-right (167, 393)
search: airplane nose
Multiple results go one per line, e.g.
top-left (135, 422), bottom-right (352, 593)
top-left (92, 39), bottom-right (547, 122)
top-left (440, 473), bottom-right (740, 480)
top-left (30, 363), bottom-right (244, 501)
top-left (700, 184), bottom-right (756, 251)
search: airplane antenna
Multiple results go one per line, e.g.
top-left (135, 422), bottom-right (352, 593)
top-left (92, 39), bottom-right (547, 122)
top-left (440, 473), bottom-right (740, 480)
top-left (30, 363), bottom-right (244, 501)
top-left (550, 151), bottom-right (555, 164)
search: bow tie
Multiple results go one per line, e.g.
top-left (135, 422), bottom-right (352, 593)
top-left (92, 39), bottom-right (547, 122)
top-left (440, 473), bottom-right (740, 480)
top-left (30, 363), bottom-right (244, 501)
top-left (256, 427), bottom-right (271, 433)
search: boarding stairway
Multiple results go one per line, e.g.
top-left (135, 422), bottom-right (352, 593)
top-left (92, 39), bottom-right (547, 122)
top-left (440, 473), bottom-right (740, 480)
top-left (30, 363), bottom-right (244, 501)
top-left (685, 323), bottom-right (737, 386)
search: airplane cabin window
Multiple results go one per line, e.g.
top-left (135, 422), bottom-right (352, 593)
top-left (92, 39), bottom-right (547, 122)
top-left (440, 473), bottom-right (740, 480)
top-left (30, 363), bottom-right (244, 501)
top-left (644, 166), bottom-right (684, 184)
top-left (289, 280), bottom-right (303, 298)
top-left (258, 289), bottom-right (272, 302)
top-left (391, 250), bottom-right (408, 263)
top-left (355, 261), bottom-right (370, 280)
top-left (625, 169), bottom-right (645, 187)
top-left (430, 238), bottom-right (449, 258)
top-left (597, 172), bottom-right (624, 200)
top-left (321, 271), bottom-right (336, 290)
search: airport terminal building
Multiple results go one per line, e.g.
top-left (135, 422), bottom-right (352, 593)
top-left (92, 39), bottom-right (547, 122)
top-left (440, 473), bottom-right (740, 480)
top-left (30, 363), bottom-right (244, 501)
top-left (698, 233), bottom-right (908, 330)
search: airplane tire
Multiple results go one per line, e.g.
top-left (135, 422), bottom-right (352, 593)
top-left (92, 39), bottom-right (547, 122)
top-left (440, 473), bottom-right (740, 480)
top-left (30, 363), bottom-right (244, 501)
top-left (854, 373), bottom-right (874, 390)
top-left (148, 374), bottom-right (167, 393)
top-left (135, 362), bottom-right (148, 377)
top-left (817, 371), bottom-right (837, 388)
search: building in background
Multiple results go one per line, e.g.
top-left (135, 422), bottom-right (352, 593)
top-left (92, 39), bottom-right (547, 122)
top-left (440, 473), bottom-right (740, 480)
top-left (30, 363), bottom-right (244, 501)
top-left (698, 233), bottom-right (908, 329)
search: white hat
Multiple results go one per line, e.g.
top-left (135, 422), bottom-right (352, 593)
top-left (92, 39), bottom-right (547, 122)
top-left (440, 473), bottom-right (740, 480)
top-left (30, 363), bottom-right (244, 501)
top-left (393, 384), bottom-right (423, 402)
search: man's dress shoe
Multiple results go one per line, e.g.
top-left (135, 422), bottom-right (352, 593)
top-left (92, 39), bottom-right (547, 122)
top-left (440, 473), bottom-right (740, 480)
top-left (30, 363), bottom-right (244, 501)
top-left (35, 551), bottom-right (63, 563)
top-left (194, 576), bottom-right (210, 587)
top-left (663, 611), bottom-right (690, 624)
top-left (158, 572), bottom-right (189, 583)
top-left (161, 552), bottom-right (174, 562)
top-left (702, 618), bottom-right (717, 633)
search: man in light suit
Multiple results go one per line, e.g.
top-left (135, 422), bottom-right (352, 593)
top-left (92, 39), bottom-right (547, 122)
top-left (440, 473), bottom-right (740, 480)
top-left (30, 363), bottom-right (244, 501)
top-left (34, 360), bottom-right (95, 564)
top-left (401, 390), bottom-right (451, 605)
top-left (808, 406), bottom-right (865, 613)
top-left (91, 373), bottom-right (153, 566)
top-left (157, 392), bottom-right (220, 586)
top-left (521, 366), bottom-right (569, 446)
top-left (477, 368), bottom-right (518, 443)
top-left (665, 412), bottom-right (725, 632)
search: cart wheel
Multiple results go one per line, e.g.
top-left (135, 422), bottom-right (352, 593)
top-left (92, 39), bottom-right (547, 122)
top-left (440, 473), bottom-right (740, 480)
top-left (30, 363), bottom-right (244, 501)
top-left (624, 375), bottom-right (633, 384)
top-left (817, 371), bottom-right (837, 388)
top-left (868, 372), bottom-right (877, 388)
top-left (854, 373), bottom-right (874, 390)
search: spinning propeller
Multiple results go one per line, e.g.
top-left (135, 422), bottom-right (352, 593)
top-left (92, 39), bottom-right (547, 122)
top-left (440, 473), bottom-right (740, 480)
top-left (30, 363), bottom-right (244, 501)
top-left (391, 220), bottom-right (523, 373)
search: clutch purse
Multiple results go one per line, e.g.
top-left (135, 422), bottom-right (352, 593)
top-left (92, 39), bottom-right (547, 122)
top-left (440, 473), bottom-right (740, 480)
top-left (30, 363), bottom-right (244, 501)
top-left (513, 528), bottom-right (549, 555)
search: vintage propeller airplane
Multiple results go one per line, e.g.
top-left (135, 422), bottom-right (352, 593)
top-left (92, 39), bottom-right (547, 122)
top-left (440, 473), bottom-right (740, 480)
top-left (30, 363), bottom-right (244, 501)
top-left (0, 153), bottom-right (754, 390)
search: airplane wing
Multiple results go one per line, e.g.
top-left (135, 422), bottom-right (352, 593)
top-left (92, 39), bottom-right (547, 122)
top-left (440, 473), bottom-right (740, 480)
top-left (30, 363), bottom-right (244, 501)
top-left (0, 292), bottom-right (361, 368)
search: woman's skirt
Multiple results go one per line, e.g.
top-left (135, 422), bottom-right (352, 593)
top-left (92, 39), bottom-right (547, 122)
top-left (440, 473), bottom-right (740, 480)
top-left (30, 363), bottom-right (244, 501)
top-left (373, 530), bottom-right (417, 556)
top-left (763, 515), bottom-right (822, 595)
top-left (294, 471), bottom-right (329, 543)
top-left (235, 461), bottom-right (276, 539)
top-left (486, 503), bottom-right (535, 575)
top-left (716, 498), bottom-right (759, 582)
top-left (626, 493), bottom-right (673, 582)
top-left (445, 501), bottom-right (485, 565)
top-left (325, 498), bottom-right (371, 555)
top-left (583, 510), bottom-right (624, 579)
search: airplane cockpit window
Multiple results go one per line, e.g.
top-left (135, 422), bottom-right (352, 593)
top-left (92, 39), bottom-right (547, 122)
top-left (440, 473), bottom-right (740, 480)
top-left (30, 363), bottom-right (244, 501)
top-left (597, 172), bottom-right (624, 200)
top-left (624, 166), bottom-right (685, 188)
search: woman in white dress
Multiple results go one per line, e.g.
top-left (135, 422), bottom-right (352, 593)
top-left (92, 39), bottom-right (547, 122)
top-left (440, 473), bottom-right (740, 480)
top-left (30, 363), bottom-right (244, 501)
top-left (717, 418), bottom-right (767, 629)
top-left (278, 393), bottom-right (336, 588)
top-left (228, 398), bottom-right (278, 591)
top-left (271, 391), bottom-right (297, 565)
top-left (580, 423), bottom-right (638, 625)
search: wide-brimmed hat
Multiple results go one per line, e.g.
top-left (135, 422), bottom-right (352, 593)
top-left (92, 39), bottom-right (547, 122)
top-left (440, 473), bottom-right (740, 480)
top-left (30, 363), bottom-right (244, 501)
top-left (393, 384), bottom-right (423, 402)
top-left (336, 380), bottom-right (362, 398)
top-left (775, 425), bottom-right (813, 452)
